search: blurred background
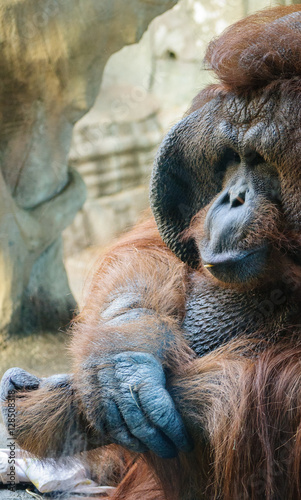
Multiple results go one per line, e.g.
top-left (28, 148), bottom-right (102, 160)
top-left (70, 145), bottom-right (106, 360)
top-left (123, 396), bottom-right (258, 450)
top-left (0, 0), bottom-right (295, 377)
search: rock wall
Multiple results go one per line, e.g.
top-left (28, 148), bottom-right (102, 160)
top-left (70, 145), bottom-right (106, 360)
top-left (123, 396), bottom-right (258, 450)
top-left (0, 0), bottom-right (178, 338)
top-left (64, 88), bottom-right (162, 254)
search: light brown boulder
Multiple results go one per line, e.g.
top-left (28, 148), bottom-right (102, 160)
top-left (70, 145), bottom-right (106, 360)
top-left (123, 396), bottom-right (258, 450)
top-left (0, 0), bottom-right (178, 339)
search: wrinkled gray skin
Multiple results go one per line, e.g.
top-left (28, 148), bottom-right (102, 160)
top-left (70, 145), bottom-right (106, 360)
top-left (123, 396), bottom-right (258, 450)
top-left (1, 354), bottom-right (192, 458)
top-left (1, 83), bottom-right (301, 459)
top-left (150, 89), bottom-right (301, 267)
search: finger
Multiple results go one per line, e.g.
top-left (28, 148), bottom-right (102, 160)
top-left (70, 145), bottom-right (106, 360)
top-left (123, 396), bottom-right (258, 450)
top-left (139, 384), bottom-right (193, 453)
top-left (116, 391), bottom-right (177, 458)
top-left (106, 399), bottom-right (147, 453)
top-left (0, 368), bottom-right (40, 402)
top-left (40, 374), bottom-right (72, 390)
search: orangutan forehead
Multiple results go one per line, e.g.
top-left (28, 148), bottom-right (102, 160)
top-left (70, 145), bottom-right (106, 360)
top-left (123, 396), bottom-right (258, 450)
top-left (223, 87), bottom-right (298, 123)
top-left (196, 79), bottom-right (301, 125)
top-left (198, 85), bottom-right (301, 163)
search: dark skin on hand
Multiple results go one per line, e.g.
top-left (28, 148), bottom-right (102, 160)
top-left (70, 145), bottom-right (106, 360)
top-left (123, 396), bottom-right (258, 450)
top-left (1, 5), bottom-right (301, 500)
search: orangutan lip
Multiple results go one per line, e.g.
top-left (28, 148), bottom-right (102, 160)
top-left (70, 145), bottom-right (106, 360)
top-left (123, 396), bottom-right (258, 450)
top-left (200, 245), bottom-right (270, 284)
top-left (201, 247), bottom-right (265, 268)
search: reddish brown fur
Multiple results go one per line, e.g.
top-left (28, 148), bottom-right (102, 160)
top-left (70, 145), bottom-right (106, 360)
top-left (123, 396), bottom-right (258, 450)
top-left (105, 340), bottom-right (301, 500)
top-left (11, 218), bottom-right (191, 457)
top-left (205, 5), bottom-right (301, 94)
top-left (9, 384), bottom-right (76, 458)
top-left (9, 214), bottom-right (301, 498)
top-left (3, 5), bottom-right (301, 500)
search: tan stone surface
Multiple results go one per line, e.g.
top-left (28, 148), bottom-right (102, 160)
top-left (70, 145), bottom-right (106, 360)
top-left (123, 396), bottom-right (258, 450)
top-left (0, 0), bottom-right (178, 339)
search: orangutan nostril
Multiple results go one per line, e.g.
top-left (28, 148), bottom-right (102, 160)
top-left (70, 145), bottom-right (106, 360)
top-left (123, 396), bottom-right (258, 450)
top-left (231, 195), bottom-right (245, 207)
